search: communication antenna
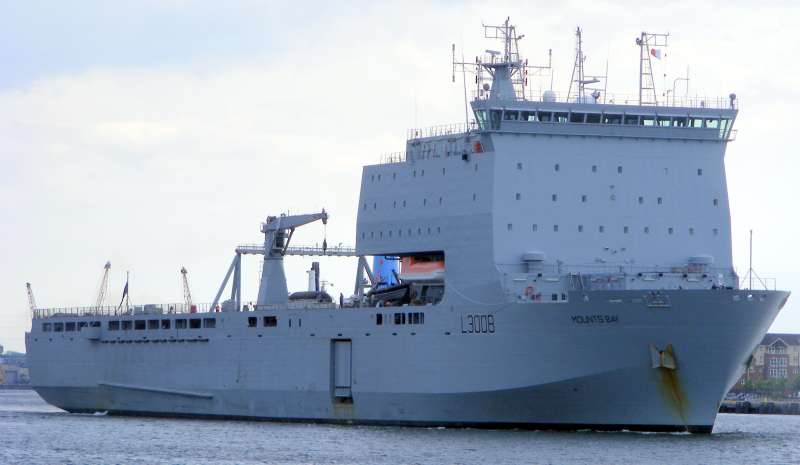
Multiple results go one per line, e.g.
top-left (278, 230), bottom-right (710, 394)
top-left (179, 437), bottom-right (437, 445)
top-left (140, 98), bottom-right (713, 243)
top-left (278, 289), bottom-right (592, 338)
top-left (26, 282), bottom-right (37, 311)
top-left (95, 261), bottom-right (111, 307)
top-left (567, 27), bottom-right (604, 103)
top-left (181, 267), bottom-right (193, 309)
top-left (636, 31), bottom-right (669, 105)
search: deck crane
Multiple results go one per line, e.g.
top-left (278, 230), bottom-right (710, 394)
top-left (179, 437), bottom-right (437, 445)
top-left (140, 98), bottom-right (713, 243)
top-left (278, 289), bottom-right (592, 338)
top-left (211, 209), bottom-right (329, 311)
top-left (26, 282), bottom-right (37, 311)
top-left (181, 267), bottom-right (193, 310)
top-left (95, 261), bottom-right (111, 307)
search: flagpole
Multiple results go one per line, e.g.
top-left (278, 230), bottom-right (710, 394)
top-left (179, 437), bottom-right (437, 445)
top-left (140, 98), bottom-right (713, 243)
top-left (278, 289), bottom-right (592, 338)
top-left (126, 270), bottom-right (130, 311)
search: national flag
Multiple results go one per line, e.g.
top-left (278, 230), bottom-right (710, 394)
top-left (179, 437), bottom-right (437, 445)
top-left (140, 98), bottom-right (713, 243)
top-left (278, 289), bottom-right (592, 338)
top-left (118, 280), bottom-right (129, 308)
top-left (650, 48), bottom-right (662, 59)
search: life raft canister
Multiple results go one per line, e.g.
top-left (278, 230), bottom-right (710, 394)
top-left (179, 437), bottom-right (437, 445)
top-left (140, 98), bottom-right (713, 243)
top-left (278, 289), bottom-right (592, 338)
top-left (473, 141), bottom-right (484, 153)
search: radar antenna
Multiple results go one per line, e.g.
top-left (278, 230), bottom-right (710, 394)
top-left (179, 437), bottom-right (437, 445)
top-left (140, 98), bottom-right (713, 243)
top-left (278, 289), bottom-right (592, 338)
top-left (181, 267), bottom-right (193, 309)
top-left (636, 31), bottom-right (669, 105)
top-left (26, 282), bottom-right (37, 311)
top-left (95, 261), bottom-right (111, 307)
top-left (452, 18), bottom-right (551, 102)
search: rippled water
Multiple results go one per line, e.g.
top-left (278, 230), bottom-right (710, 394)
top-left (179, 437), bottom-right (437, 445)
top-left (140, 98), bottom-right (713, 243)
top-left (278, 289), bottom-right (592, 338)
top-left (2, 390), bottom-right (799, 465)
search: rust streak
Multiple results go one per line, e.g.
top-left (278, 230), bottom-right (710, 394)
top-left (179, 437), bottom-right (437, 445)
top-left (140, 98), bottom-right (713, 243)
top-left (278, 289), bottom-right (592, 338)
top-left (658, 344), bottom-right (689, 429)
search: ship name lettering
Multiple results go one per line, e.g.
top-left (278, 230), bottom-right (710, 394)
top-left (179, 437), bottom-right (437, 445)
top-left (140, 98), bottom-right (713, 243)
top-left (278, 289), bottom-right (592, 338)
top-left (460, 314), bottom-right (495, 334)
top-left (571, 314), bottom-right (619, 324)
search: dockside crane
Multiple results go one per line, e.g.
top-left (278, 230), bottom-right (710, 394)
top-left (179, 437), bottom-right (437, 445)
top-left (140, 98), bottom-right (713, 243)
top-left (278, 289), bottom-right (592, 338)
top-left (181, 267), bottom-right (193, 310)
top-left (26, 282), bottom-right (37, 311)
top-left (95, 261), bottom-right (111, 307)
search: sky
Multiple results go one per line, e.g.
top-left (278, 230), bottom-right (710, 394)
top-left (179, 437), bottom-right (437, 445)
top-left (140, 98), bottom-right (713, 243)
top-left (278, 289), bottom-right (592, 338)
top-left (1, 0), bottom-right (799, 352)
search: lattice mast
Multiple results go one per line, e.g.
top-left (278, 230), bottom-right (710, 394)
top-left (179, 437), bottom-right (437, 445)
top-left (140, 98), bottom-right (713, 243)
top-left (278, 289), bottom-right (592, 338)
top-left (567, 27), bottom-right (607, 103)
top-left (26, 282), bottom-right (37, 311)
top-left (95, 261), bottom-right (111, 307)
top-left (181, 267), bottom-right (193, 308)
top-left (452, 17), bottom-right (551, 102)
top-left (636, 31), bottom-right (669, 105)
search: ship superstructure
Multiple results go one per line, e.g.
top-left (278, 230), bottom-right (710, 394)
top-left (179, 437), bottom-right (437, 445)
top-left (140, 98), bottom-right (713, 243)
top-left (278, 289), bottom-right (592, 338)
top-left (26, 20), bottom-right (788, 434)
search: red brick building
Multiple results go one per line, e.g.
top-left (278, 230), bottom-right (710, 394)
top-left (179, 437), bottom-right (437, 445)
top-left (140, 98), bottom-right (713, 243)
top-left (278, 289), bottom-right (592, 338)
top-left (732, 333), bottom-right (800, 389)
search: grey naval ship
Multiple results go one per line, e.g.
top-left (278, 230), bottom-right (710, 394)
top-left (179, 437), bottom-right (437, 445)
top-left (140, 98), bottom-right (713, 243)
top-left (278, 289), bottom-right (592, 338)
top-left (26, 20), bottom-right (789, 433)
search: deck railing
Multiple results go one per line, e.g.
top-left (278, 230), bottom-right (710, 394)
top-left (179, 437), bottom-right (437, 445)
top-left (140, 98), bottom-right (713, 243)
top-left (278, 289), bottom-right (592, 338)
top-left (471, 90), bottom-right (738, 110)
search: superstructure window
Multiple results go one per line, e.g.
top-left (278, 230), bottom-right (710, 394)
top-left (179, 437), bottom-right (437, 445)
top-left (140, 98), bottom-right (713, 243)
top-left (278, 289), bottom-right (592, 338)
top-left (247, 317), bottom-right (257, 328)
top-left (263, 316), bottom-right (278, 327)
top-left (161, 320), bottom-right (171, 329)
top-left (552, 194), bottom-right (557, 201)
top-left (697, 168), bottom-right (703, 176)
top-left (668, 227), bottom-right (674, 235)
top-left (537, 111), bottom-right (552, 122)
top-left (657, 116), bottom-right (671, 127)
top-left (521, 111), bottom-right (536, 121)
top-left (532, 224), bottom-right (538, 232)
top-left (53, 322), bottom-right (64, 332)
top-left (713, 198), bottom-right (719, 206)
top-left (78, 321), bottom-right (88, 330)
top-left (704, 118), bottom-right (720, 129)
top-left (122, 320), bottom-right (133, 330)
top-left (554, 112), bottom-right (568, 123)
top-left (503, 110), bottom-right (519, 120)
top-left (189, 318), bottom-right (201, 329)
top-left (65, 322), bottom-right (76, 331)
top-left (42, 323), bottom-right (52, 332)
top-left (203, 318), bottom-right (216, 328)
top-left (489, 110), bottom-right (502, 129)
top-left (586, 113), bottom-right (601, 124)
top-left (640, 116), bottom-right (655, 126)
top-left (135, 320), bottom-right (146, 330)
top-left (569, 112), bottom-right (585, 123)
top-left (578, 225), bottom-right (584, 232)
top-left (624, 115), bottom-right (639, 125)
top-left (554, 163), bottom-right (560, 172)
top-left (175, 319), bottom-right (187, 329)
top-left (376, 314), bottom-right (383, 325)
top-left (108, 321), bottom-right (120, 331)
top-left (147, 319), bottom-right (158, 329)
top-left (581, 194), bottom-right (587, 202)
top-left (672, 117), bottom-right (688, 127)
top-left (603, 114), bottom-right (622, 124)
top-left (690, 117), bottom-right (704, 128)
top-left (515, 193), bottom-right (521, 200)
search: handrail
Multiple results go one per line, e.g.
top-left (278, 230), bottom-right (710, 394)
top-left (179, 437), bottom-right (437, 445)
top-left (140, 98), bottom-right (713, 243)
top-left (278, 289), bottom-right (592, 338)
top-left (471, 90), bottom-right (739, 110)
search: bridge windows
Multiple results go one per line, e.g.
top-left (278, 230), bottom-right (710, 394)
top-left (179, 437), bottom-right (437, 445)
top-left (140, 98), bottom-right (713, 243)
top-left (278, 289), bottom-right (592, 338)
top-left (640, 115), bottom-right (655, 126)
top-left (122, 321), bottom-right (133, 330)
top-left (704, 118), bottom-right (720, 129)
top-left (161, 320), bottom-right (171, 329)
top-left (503, 110), bottom-right (519, 120)
top-left (148, 319), bottom-right (159, 329)
top-left (247, 317), bottom-right (257, 327)
top-left (603, 114), bottom-right (622, 124)
top-left (624, 115), bottom-right (639, 125)
top-left (65, 322), bottom-right (76, 331)
top-left (175, 319), bottom-right (187, 329)
top-left (586, 113), bottom-right (601, 124)
top-left (521, 111), bottom-right (537, 121)
top-left (537, 111), bottom-right (552, 122)
top-left (569, 112), bottom-right (585, 123)
top-left (263, 316), bottom-right (277, 327)
top-left (108, 321), bottom-right (120, 331)
top-left (189, 319), bottom-right (201, 329)
top-left (657, 116), bottom-right (671, 127)
top-left (42, 322), bottom-right (52, 332)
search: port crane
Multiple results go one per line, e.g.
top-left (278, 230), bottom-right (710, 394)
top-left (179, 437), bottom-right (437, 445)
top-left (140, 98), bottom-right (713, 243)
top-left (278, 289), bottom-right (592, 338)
top-left (181, 267), bottom-right (193, 309)
top-left (26, 282), bottom-right (37, 311)
top-left (95, 261), bottom-right (111, 307)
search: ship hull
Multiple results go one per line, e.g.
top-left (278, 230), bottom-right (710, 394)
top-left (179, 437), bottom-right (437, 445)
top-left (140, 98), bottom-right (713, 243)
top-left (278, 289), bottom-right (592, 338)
top-left (26, 289), bottom-right (788, 433)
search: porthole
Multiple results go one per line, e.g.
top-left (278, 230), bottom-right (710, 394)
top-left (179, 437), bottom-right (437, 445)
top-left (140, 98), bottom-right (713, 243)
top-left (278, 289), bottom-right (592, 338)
top-left (599, 225), bottom-right (605, 233)
top-left (713, 228), bottom-right (719, 236)
top-left (472, 193), bottom-right (477, 201)
top-left (553, 224), bottom-right (559, 232)
top-left (623, 226), bottom-right (629, 234)
top-left (507, 223), bottom-right (513, 231)
top-left (516, 193), bottom-right (521, 200)
top-left (668, 227), bottom-right (674, 235)
top-left (581, 194), bottom-right (587, 202)
top-left (578, 225), bottom-right (584, 232)
top-left (697, 168), bottom-right (703, 176)
top-left (713, 198), bottom-right (719, 206)
top-left (555, 164), bottom-right (560, 172)
top-left (657, 197), bottom-right (663, 205)
top-left (689, 227), bottom-right (694, 235)
top-left (644, 226), bottom-right (650, 234)
top-left (517, 162), bottom-right (523, 170)
top-left (532, 224), bottom-right (538, 232)
top-left (552, 194), bottom-right (558, 202)
top-left (592, 165), bottom-right (597, 173)
top-left (638, 196), bottom-right (644, 204)
top-left (617, 166), bottom-right (623, 174)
